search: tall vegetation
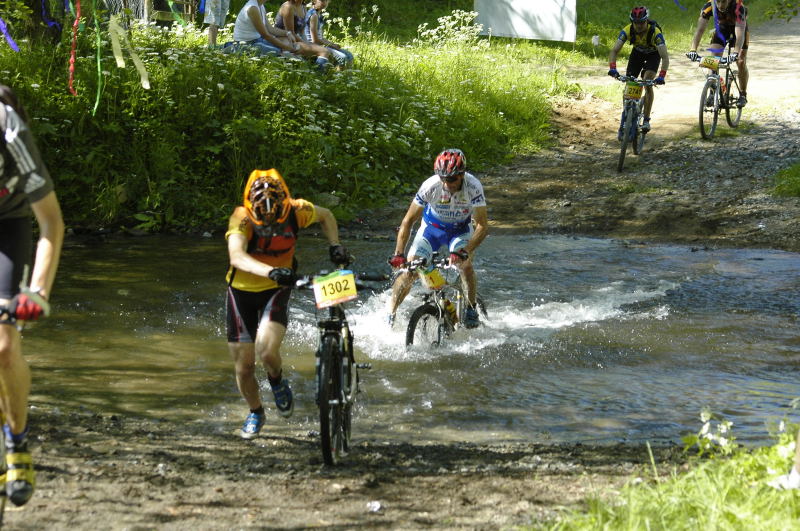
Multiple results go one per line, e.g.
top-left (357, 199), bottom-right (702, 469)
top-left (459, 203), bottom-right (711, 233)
top-left (0, 0), bottom-right (791, 229)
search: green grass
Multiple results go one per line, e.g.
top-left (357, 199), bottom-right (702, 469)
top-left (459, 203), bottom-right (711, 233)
top-left (774, 162), bottom-right (800, 197)
top-left (547, 425), bottom-right (800, 530)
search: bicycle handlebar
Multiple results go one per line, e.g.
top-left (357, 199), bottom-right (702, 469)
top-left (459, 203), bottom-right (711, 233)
top-left (398, 252), bottom-right (460, 274)
top-left (616, 76), bottom-right (657, 86)
top-left (687, 53), bottom-right (735, 66)
top-left (293, 271), bottom-right (389, 290)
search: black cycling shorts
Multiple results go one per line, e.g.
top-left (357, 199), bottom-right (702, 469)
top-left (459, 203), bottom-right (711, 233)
top-left (711, 24), bottom-right (749, 51)
top-left (226, 285), bottom-right (292, 343)
top-left (0, 217), bottom-right (32, 300)
top-left (626, 49), bottom-right (661, 77)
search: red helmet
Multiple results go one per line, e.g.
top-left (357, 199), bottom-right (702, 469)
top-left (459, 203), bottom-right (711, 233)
top-left (243, 169), bottom-right (291, 227)
top-left (630, 6), bottom-right (649, 22)
top-left (433, 149), bottom-right (466, 178)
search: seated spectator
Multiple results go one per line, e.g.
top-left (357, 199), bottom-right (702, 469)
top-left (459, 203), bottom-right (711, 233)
top-left (304, 0), bottom-right (353, 68)
top-left (275, 0), bottom-right (331, 71)
top-left (223, 0), bottom-right (298, 57)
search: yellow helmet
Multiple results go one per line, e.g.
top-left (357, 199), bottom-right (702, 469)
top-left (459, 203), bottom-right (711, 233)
top-left (243, 169), bottom-right (292, 226)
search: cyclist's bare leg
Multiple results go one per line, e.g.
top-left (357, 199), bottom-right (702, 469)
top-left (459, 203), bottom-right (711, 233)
top-left (641, 70), bottom-right (657, 119)
top-left (255, 321), bottom-right (287, 381)
top-left (0, 323), bottom-right (31, 436)
top-left (389, 267), bottom-right (417, 315)
top-left (737, 50), bottom-right (748, 93)
top-left (228, 342), bottom-right (262, 410)
top-left (458, 260), bottom-right (478, 307)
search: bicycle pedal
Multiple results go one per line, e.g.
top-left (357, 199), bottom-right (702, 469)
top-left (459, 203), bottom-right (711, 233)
top-left (356, 363), bottom-right (372, 370)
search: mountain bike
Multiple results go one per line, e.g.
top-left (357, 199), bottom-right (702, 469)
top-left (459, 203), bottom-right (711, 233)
top-left (688, 47), bottom-right (743, 139)
top-left (294, 268), bottom-right (387, 466)
top-left (615, 76), bottom-right (657, 172)
top-left (402, 253), bottom-right (488, 347)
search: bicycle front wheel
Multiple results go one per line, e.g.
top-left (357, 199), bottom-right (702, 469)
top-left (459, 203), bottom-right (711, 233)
top-left (699, 78), bottom-right (719, 139)
top-left (632, 99), bottom-right (647, 155)
top-left (617, 104), bottom-right (635, 172)
top-left (318, 335), bottom-right (344, 466)
top-left (725, 69), bottom-right (742, 128)
top-left (406, 303), bottom-right (451, 347)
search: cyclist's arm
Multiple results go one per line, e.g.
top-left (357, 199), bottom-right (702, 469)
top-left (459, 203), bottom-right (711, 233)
top-left (608, 37), bottom-right (624, 65)
top-left (228, 232), bottom-right (275, 277)
top-left (394, 202), bottom-right (423, 256)
top-left (465, 206), bottom-right (488, 255)
top-left (313, 206), bottom-right (341, 247)
top-left (690, 16), bottom-right (708, 52)
top-left (29, 191), bottom-right (64, 299)
top-left (656, 43), bottom-right (669, 71)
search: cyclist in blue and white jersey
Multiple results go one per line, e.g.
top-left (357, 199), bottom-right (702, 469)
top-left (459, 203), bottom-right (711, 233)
top-left (387, 149), bottom-right (489, 329)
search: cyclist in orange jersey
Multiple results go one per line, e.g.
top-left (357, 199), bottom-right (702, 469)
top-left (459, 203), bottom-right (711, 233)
top-left (225, 169), bottom-right (349, 439)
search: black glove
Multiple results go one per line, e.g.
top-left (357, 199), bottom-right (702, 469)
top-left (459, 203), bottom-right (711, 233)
top-left (329, 244), bottom-right (350, 266)
top-left (686, 50), bottom-right (699, 62)
top-left (608, 68), bottom-right (620, 78)
top-left (268, 267), bottom-right (297, 287)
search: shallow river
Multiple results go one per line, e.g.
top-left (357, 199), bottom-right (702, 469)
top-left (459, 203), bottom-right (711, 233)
top-left (26, 234), bottom-right (800, 446)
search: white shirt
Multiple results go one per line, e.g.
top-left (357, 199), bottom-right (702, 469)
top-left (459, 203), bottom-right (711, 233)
top-left (233, 0), bottom-right (266, 42)
top-left (413, 172), bottom-right (486, 227)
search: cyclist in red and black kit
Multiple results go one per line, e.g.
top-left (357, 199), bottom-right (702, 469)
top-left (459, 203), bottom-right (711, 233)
top-left (608, 6), bottom-right (670, 138)
top-left (687, 0), bottom-right (749, 107)
top-left (0, 85), bottom-right (64, 507)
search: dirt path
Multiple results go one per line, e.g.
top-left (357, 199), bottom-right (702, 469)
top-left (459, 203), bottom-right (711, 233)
top-left (7, 17), bottom-right (800, 531)
top-left (484, 17), bottom-right (800, 252)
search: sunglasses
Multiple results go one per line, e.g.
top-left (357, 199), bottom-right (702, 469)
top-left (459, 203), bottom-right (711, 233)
top-left (440, 173), bottom-right (464, 183)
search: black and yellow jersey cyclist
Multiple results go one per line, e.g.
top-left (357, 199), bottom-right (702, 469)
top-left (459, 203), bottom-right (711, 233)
top-left (687, 0), bottom-right (749, 107)
top-left (608, 6), bottom-right (670, 137)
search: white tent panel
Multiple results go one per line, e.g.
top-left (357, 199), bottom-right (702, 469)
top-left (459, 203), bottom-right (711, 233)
top-left (475, 0), bottom-right (577, 43)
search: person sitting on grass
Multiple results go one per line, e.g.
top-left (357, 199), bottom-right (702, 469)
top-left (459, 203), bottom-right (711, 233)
top-left (304, 0), bottom-right (353, 69)
top-left (223, 0), bottom-right (300, 57)
top-left (275, 0), bottom-right (332, 72)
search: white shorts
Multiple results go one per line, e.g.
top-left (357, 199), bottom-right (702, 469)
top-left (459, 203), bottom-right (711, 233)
top-left (203, 0), bottom-right (230, 26)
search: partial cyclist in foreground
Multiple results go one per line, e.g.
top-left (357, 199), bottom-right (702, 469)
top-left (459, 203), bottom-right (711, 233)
top-left (607, 6), bottom-right (669, 137)
top-left (0, 85), bottom-right (64, 506)
top-left (387, 149), bottom-right (488, 329)
top-left (687, 0), bottom-right (749, 107)
top-left (225, 169), bottom-right (349, 439)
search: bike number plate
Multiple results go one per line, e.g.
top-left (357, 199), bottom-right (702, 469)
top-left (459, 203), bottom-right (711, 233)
top-left (700, 56), bottom-right (719, 71)
top-left (623, 82), bottom-right (643, 100)
top-left (419, 268), bottom-right (445, 290)
top-left (313, 270), bottom-right (357, 308)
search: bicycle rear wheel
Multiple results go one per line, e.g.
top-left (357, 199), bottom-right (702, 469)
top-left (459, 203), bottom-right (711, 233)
top-left (725, 69), bottom-right (742, 128)
top-left (617, 104), bottom-right (635, 172)
top-left (318, 335), bottom-right (343, 466)
top-left (699, 78), bottom-right (719, 139)
top-left (406, 303), bottom-right (451, 347)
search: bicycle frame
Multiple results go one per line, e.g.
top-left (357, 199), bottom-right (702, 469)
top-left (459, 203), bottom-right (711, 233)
top-left (616, 76), bottom-right (656, 172)
top-left (295, 269), bottom-right (384, 465)
top-left (402, 254), bottom-right (470, 346)
top-left (690, 44), bottom-right (743, 139)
